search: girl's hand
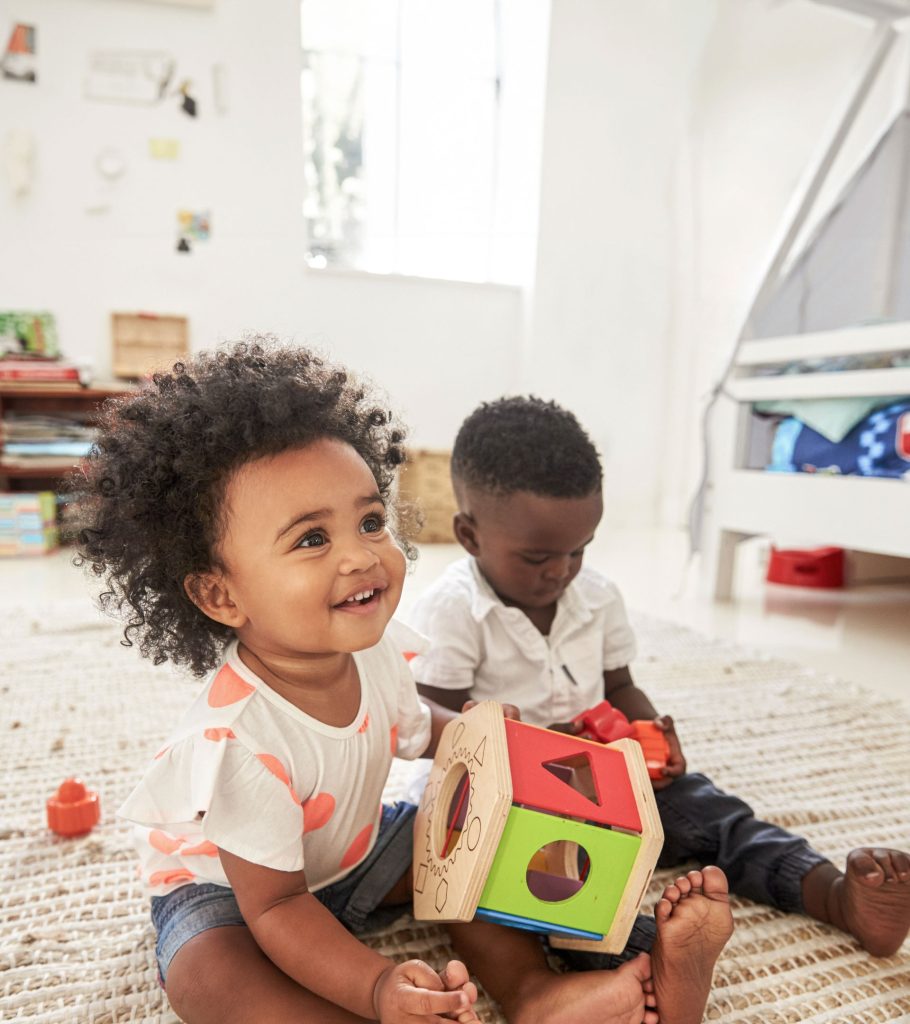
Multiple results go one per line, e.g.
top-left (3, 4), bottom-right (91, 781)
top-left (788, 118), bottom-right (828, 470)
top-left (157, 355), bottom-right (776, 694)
top-left (462, 699), bottom-right (521, 722)
top-left (651, 714), bottom-right (686, 790)
top-left (373, 959), bottom-right (478, 1023)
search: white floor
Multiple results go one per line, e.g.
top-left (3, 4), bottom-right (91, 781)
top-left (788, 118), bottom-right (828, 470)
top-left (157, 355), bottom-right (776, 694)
top-left (4, 527), bottom-right (909, 709)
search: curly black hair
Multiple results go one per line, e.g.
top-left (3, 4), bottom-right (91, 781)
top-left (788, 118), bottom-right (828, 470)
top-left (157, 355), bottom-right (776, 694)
top-left (451, 395), bottom-right (602, 498)
top-left (73, 338), bottom-right (414, 676)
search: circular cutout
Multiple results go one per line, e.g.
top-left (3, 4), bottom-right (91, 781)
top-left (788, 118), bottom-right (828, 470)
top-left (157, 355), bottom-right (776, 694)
top-left (434, 761), bottom-right (471, 860)
top-left (526, 840), bottom-right (590, 903)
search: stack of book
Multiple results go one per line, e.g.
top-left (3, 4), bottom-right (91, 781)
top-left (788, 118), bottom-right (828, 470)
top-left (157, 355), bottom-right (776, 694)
top-left (1, 412), bottom-right (96, 470)
top-left (0, 491), bottom-right (59, 556)
top-left (0, 357), bottom-right (84, 390)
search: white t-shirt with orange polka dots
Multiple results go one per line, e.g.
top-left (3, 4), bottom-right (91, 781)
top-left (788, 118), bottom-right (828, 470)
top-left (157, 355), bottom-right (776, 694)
top-left (118, 621), bottom-right (431, 896)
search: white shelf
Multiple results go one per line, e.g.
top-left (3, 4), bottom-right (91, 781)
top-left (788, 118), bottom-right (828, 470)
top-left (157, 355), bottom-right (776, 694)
top-left (728, 367), bottom-right (910, 400)
top-left (738, 322), bottom-right (910, 365)
top-left (713, 470), bottom-right (910, 558)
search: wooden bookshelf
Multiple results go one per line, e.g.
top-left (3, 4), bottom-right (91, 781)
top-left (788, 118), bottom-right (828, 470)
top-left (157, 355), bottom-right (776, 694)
top-left (0, 383), bottom-right (133, 489)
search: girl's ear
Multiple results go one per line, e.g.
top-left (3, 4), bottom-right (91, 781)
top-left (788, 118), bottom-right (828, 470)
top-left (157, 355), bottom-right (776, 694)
top-left (453, 512), bottom-right (480, 556)
top-left (184, 572), bottom-right (247, 629)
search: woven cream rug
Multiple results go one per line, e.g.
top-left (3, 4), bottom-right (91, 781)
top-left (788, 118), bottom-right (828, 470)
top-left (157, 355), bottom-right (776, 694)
top-left (1, 601), bottom-right (909, 1023)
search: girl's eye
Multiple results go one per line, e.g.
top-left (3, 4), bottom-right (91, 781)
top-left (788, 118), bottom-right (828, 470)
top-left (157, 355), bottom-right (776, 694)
top-left (522, 555), bottom-right (548, 566)
top-left (361, 513), bottom-right (386, 534)
top-left (297, 530), bottom-right (327, 549)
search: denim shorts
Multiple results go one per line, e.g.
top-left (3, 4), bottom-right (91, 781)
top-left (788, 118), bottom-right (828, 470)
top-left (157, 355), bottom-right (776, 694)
top-left (149, 801), bottom-right (417, 984)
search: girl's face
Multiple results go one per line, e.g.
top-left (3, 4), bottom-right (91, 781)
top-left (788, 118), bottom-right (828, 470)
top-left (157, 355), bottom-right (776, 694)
top-left (213, 439), bottom-right (406, 661)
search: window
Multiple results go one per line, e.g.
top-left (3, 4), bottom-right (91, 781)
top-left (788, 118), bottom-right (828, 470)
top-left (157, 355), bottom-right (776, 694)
top-left (301, 0), bottom-right (549, 285)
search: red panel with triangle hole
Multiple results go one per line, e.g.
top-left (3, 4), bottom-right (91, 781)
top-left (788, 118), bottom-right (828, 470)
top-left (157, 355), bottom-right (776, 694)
top-left (503, 720), bottom-right (642, 833)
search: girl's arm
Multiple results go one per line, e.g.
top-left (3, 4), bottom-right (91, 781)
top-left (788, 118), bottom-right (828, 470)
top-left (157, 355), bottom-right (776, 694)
top-left (220, 848), bottom-right (473, 1021)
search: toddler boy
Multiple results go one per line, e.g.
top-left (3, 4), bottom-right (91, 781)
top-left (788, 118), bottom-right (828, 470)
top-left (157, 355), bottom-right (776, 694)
top-left (408, 395), bottom-right (910, 962)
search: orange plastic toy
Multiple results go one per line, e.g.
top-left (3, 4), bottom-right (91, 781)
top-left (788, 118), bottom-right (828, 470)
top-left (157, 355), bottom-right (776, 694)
top-left (629, 721), bottom-right (671, 782)
top-left (46, 778), bottom-right (100, 836)
top-left (572, 701), bottom-right (670, 781)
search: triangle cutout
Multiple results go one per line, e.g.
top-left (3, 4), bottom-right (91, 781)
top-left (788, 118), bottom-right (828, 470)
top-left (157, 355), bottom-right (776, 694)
top-left (541, 752), bottom-right (601, 807)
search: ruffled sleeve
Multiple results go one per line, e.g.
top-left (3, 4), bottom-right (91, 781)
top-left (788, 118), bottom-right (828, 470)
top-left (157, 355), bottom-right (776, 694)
top-left (383, 620), bottom-right (432, 759)
top-left (120, 734), bottom-right (310, 872)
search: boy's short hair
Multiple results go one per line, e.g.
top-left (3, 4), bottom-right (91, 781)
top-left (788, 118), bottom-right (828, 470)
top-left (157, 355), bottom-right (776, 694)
top-left (451, 395), bottom-right (602, 498)
top-left (74, 338), bottom-right (412, 676)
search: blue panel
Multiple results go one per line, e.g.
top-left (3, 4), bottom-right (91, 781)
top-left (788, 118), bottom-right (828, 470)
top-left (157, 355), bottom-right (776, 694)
top-left (475, 907), bottom-right (603, 941)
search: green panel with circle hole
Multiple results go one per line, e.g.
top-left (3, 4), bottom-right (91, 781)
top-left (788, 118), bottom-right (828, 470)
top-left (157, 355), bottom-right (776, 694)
top-left (477, 805), bottom-right (641, 934)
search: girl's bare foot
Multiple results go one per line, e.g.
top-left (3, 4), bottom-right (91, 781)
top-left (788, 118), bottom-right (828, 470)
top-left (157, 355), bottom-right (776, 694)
top-left (510, 952), bottom-right (658, 1024)
top-left (804, 848), bottom-right (910, 957)
top-left (651, 865), bottom-right (734, 1024)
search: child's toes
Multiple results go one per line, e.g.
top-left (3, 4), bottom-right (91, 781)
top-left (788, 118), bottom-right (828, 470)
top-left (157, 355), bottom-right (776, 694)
top-left (655, 897), bottom-right (674, 923)
top-left (673, 873), bottom-right (693, 897)
top-left (661, 883), bottom-right (682, 905)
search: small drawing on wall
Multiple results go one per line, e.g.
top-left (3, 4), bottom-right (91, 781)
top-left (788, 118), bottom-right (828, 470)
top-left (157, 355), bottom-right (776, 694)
top-left (176, 79), bottom-right (198, 118)
top-left (85, 51), bottom-right (175, 105)
top-left (2, 23), bottom-right (37, 83)
top-left (176, 209), bottom-right (210, 253)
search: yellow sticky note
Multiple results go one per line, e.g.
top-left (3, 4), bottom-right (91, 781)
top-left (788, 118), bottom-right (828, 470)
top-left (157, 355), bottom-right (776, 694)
top-left (149, 138), bottom-right (181, 160)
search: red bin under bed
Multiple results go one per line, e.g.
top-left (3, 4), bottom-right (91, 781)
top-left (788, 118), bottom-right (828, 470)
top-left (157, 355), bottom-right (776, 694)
top-left (766, 546), bottom-right (845, 588)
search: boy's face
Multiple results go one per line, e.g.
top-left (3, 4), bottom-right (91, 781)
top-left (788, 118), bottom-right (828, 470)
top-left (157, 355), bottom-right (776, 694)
top-left (208, 439), bottom-right (406, 660)
top-left (454, 486), bottom-right (603, 613)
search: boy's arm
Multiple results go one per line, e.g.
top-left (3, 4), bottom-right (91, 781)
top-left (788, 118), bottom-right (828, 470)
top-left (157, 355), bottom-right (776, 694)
top-left (603, 665), bottom-right (658, 720)
top-left (417, 682), bottom-right (471, 714)
top-left (604, 666), bottom-right (686, 789)
top-left (220, 848), bottom-right (474, 1021)
top-left (420, 692), bottom-right (520, 758)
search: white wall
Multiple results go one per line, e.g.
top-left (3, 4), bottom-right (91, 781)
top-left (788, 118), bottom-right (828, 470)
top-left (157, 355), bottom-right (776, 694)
top-left (0, 0), bottom-right (523, 448)
top-left (8, 0), bottom-right (901, 517)
top-left (526, 0), bottom-right (716, 527)
top-left (525, 0), bottom-right (910, 530)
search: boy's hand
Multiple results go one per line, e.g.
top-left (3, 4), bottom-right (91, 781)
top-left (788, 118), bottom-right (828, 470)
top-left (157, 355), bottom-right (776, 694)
top-left (547, 719), bottom-right (584, 736)
top-left (462, 699), bottom-right (521, 723)
top-left (651, 714), bottom-right (686, 790)
top-left (373, 959), bottom-right (478, 1023)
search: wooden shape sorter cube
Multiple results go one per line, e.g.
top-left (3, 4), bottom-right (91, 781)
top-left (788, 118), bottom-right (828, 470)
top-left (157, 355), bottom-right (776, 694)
top-left (413, 702), bottom-right (663, 954)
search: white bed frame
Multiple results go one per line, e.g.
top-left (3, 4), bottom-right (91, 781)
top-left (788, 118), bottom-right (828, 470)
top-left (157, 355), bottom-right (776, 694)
top-left (700, 4), bottom-right (910, 599)
top-left (702, 321), bottom-right (910, 599)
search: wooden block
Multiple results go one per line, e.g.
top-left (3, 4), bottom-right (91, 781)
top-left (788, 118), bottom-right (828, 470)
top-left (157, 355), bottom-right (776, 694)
top-left (477, 804), bottom-right (641, 935)
top-left (412, 701), bottom-right (512, 922)
top-left (504, 719), bottom-right (642, 833)
top-left (549, 738), bottom-right (664, 954)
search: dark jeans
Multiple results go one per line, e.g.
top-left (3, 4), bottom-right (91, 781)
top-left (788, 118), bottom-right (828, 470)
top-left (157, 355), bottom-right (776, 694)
top-left (554, 772), bottom-right (829, 971)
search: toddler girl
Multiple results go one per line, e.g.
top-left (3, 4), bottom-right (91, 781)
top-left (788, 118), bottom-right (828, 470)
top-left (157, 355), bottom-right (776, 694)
top-left (74, 341), bottom-right (480, 1024)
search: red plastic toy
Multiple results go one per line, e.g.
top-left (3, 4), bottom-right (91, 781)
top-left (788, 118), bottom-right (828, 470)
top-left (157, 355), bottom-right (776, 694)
top-left (46, 778), bottom-right (100, 836)
top-left (572, 701), bottom-right (670, 781)
top-left (572, 701), bottom-right (635, 743)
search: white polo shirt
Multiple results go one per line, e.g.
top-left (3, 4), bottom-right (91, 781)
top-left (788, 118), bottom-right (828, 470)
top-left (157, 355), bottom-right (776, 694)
top-left (406, 558), bottom-right (636, 728)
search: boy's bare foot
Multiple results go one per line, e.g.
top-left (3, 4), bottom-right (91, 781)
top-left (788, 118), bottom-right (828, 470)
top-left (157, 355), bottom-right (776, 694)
top-left (651, 865), bottom-right (734, 1024)
top-left (805, 848), bottom-right (910, 957)
top-left (509, 952), bottom-right (658, 1024)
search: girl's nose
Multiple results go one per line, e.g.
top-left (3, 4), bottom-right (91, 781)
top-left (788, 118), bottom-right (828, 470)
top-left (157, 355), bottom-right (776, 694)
top-left (338, 538), bottom-right (381, 573)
